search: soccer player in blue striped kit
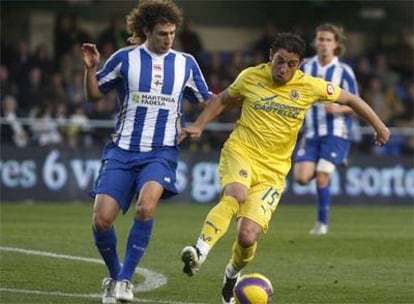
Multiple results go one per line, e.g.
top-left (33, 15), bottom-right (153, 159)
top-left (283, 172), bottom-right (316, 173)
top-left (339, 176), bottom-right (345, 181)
top-left (293, 24), bottom-right (359, 235)
top-left (81, 1), bottom-right (212, 303)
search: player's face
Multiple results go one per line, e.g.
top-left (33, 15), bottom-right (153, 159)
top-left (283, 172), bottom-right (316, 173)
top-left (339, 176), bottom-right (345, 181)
top-left (315, 31), bottom-right (338, 57)
top-left (270, 49), bottom-right (301, 85)
top-left (145, 22), bottom-right (176, 55)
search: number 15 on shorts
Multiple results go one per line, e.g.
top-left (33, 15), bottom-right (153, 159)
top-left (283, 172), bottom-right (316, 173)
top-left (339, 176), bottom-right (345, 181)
top-left (261, 187), bottom-right (279, 206)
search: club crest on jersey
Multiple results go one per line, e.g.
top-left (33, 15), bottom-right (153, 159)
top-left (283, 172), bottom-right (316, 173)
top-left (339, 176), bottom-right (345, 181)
top-left (327, 83), bottom-right (335, 95)
top-left (239, 169), bottom-right (248, 178)
top-left (132, 94), bottom-right (141, 103)
top-left (289, 90), bottom-right (299, 101)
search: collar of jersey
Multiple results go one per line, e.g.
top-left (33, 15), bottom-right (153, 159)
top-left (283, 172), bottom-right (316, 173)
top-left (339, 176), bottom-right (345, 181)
top-left (142, 43), bottom-right (171, 59)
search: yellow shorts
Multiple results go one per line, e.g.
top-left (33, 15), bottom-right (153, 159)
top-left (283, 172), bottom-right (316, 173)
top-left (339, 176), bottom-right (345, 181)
top-left (219, 141), bottom-right (285, 232)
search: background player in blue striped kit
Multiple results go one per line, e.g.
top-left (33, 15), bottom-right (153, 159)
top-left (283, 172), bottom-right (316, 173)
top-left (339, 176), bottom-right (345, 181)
top-left (81, 1), bottom-right (212, 303)
top-left (293, 24), bottom-right (359, 235)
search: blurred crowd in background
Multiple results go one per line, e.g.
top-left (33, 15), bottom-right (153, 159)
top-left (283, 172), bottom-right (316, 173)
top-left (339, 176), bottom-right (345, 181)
top-left (1, 14), bottom-right (413, 155)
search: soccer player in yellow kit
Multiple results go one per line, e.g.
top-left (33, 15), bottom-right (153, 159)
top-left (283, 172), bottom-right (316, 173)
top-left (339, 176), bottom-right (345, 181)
top-left (180, 33), bottom-right (390, 304)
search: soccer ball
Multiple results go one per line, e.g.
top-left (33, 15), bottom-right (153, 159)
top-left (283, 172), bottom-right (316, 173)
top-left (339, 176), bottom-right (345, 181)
top-left (233, 273), bottom-right (274, 304)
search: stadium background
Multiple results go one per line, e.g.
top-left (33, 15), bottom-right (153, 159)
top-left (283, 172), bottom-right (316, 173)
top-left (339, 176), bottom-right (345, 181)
top-left (0, 1), bottom-right (413, 304)
top-left (1, 0), bottom-right (413, 204)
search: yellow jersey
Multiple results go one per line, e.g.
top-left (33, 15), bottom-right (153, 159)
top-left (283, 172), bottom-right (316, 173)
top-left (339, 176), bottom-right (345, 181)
top-left (226, 63), bottom-right (341, 177)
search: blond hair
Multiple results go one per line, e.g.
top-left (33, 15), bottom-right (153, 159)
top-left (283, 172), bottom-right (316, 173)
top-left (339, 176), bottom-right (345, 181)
top-left (314, 23), bottom-right (347, 56)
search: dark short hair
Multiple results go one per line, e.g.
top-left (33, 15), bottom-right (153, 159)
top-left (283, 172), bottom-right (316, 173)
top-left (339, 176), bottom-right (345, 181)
top-left (271, 33), bottom-right (306, 60)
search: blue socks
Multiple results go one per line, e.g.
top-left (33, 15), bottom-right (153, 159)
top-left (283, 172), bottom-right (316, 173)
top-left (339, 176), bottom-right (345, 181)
top-left (118, 218), bottom-right (154, 281)
top-left (317, 185), bottom-right (330, 224)
top-left (93, 226), bottom-right (121, 279)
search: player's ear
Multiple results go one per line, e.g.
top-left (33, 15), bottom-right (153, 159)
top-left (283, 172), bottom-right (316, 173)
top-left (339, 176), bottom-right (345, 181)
top-left (269, 49), bottom-right (274, 62)
top-left (143, 26), bottom-right (150, 38)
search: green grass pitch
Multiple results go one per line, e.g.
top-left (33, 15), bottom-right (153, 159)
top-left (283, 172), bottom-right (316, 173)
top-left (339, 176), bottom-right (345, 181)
top-left (0, 202), bottom-right (413, 304)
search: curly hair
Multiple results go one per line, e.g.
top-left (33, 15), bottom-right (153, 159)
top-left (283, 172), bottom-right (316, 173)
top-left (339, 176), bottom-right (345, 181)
top-left (314, 23), bottom-right (347, 56)
top-left (271, 33), bottom-right (306, 60)
top-left (126, 0), bottom-right (183, 45)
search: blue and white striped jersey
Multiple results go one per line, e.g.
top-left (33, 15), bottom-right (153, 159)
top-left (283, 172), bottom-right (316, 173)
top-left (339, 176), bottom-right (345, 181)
top-left (96, 44), bottom-right (211, 151)
top-left (301, 56), bottom-right (359, 139)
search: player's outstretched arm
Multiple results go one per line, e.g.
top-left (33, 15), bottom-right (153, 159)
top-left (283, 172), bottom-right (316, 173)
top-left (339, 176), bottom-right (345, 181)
top-left (81, 43), bottom-right (104, 102)
top-left (325, 103), bottom-right (353, 114)
top-left (180, 89), bottom-right (240, 141)
top-left (337, 89), bottom-right (390, 146)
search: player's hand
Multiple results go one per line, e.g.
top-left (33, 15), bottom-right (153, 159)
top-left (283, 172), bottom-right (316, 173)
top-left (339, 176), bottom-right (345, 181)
top-left (81, 43), bottom-right (101, 70)
top-left (374, 127), bottom-right (390, 147)
top-left (178, 125), bottom-right (203, 143)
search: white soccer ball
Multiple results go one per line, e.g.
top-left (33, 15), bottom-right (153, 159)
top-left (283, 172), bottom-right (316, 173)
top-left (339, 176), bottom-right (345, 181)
top-left (233, 273), bottom-right (274, 304)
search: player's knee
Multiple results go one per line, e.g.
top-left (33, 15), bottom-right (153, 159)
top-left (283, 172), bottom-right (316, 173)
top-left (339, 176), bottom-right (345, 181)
top-left (224, 183), bottom-right (248, 204)
top-left (316, 175), bottom-right (330, 188)
top-left (294, 175), bottom-right (311, 185)
top-left (92, 213), bottom-right (113, 232)
top-left (233, 192), bottom-right (248, 205)
top-left (224, 186), bottom-right (248, 205)
top-left (238, 228), bottom-right (258, 248)
top-left (293, 169), bottom-right (309, 185)
top-left (293, 164), bottom-right (315, 185)
top-left (136, 200), bottom-right (156, 220)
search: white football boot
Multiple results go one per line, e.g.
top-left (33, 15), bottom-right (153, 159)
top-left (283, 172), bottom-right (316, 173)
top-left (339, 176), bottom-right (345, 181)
top-left (115, 280), bottom-right (134, 302)
top-left (309, 221), bottom-right (328, 235)
top-left (101, 277), bottom-right (117, 304)
top-left (181, 245), bottom-right (206, 276)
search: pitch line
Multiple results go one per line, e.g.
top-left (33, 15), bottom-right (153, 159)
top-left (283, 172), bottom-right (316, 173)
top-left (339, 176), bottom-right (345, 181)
top-left (0, 288), bottom-right (206, 304)
top-left (0, 246), bottom-right (166, 292)
top-left (0, 246), bottom-right (207, 304)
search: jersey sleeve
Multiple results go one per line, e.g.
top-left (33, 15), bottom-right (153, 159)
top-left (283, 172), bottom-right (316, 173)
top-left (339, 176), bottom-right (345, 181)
top-left (340, 64), bottom-right (359, 96)
top-left (96, 50), bottom-right (125, 94)
top-left (227, 68), bottom-right (250, 98)
top-left (184, 55), bottom-right (212, 103)
top-left (310, 76), bottom-right (341, 104)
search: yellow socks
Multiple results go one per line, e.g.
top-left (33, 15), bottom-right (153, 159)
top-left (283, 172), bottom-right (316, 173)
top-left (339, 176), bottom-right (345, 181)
top-left (230, 240), bottom-right (257, 272)
top-left (197, 196), bottom-right (239, 250)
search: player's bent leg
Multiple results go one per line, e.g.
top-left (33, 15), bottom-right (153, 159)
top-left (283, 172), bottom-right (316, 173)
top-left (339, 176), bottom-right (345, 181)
top-left (181, 196), bottom-right (238, 276)
top-left (181, 187), bottom-right (243, 276)
top-left (293, 161), bottom-right (316, 185)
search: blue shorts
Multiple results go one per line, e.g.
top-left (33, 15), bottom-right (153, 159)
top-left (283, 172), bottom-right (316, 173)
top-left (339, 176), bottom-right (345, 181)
top-left (294, 136), bottom-right (351, 165)
top-left (91, 142), bottom-right (178, 214)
